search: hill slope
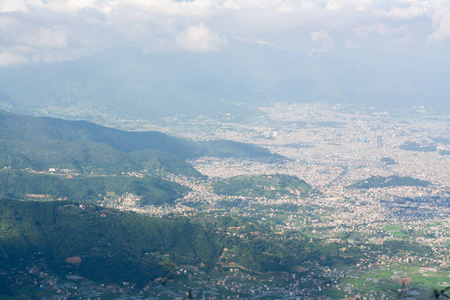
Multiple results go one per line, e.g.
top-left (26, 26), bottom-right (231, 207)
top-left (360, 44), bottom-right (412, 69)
top-left (212, 174), bottom-right (311, 199)
top-left (0, 198), bottom-right (357, 291)
top-left (0, 111), bottom-right (280, 174)
top-left (348, 175), bottom-right (430, 189)
top-left (0, 199), bottom-right (222, 287)
top-left (0, 169), bottom-right (189, 206)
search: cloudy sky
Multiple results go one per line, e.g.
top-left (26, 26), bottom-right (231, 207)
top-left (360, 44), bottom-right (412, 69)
top-left (1, 0), bottom-right (450, 66)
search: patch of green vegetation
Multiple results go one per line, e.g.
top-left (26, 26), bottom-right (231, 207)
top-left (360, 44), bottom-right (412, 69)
top-left (325, 288), bottom-right (347, 299)
top-left (0, 199), bottom-right (222, 287)
top-left (199, 140), bottom-right (283, 159)
top-left (335, 264), bottom-right (449, 299)
top-left (348, 175), bottom-right (429, 189)
top-left (212, 174), bottom-right (311, 199)
top-left (384, 225), bottom-right (409, 237)
top-left (0, 169), bottom-right (189, 206)
top-left (384, 224), bottom-right (403, 231)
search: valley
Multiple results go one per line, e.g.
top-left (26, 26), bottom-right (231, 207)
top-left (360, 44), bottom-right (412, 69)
top-left (0, 102), bottom-right (449, 299)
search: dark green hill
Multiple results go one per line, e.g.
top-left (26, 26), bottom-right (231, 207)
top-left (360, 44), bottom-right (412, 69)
top-left (0, 110), bottom-right (201, 176)
top-left (212, 174), bottom-right (311, 199)
top-left (0, 169), bottom-right (188, 206)
top-left (0, 110), bottom-right (200, 158)
top-left (199, 140), bottom-right (283, 159)
top-left (0, 198), bottom-right (355, 291)
top-left (348, 175), bottom-right (430, 189)
top-left (0, 199), bottom-right (221, 287)
top-left (0, 111), bottom-right (280, 175)
top-left (0, 198), bottom-right (435, 298)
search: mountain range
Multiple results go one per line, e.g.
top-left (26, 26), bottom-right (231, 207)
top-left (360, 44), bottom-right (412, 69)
top-left (1, 46), bottom-right (449, 122)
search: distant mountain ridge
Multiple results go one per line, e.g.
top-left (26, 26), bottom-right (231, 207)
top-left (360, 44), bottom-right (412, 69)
top-left (1, 46), bottom-right (448, 122)
top-left (0, 110), bottom-right (280, 175)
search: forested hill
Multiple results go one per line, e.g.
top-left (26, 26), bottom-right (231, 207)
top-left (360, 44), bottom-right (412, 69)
top-left (0, 199), bottom-right (222, 287)
top-left (348, 175), bottom-right (430, 189)
top-left (0, 110), bottom-right (280, 174)
top-left (0, 198), bottom-right (364, 291)
top-left (212, 174), bottom-right (311, 199)
top-left (0, 169), bottom-right (189, 206)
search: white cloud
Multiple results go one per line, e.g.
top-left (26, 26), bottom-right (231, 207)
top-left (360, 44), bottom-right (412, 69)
top-left (374, 6), bottom-right (428, 20)
top-left (21, 27), bottom-right (67, 49)
top-left (326, 0), bottom-right (343, 11)
top-left (326, 0), bottom-right (372, 12)
top-left (176, 23), bottom-right (228, 52)
top-left (310, 29), bottom-right (335, 52)
top-left (0, 51), bottom-right (28, 66)
top-left (255, 38), bottom-right (275, 47)
top-left (0, 0), bottom-right (449, 65)
top-left (0, 0), bottom-right (28, 13)
top-left (353, 24), bottom-right (407, 37)
top-left (428, 8), bottom-right (450, 43)
top-left (311, 29), bottom-right (330, 42)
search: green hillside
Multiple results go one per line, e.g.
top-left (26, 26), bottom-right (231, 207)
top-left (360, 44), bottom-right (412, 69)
top-left (0, 199), bottom-right (344, 290)
top-left (212, 174), bottom-right (311, 198)
top-left (0, 199), bottom-right (221, 288)
top-left (0, 169), bottom-right (188, 206)
top-left (348, 175), bottom-right (430, 189)
top-left (1, 198), bottom-right (435, 297)
top-left (0, 111), bottom-right (280, 176)
top-left (199, 140), bottom-right (283, 159)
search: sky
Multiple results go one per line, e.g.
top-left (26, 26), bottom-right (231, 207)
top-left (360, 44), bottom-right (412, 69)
top-left (1, 0), bottom-right (450, 67)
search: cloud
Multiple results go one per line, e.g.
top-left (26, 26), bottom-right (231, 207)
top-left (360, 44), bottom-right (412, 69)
top-left (0, 51), bottom-right (28, 66)
top-left (0, 0), bottom-right (28, 13)
top-left (0, 0), bottom-right (449, 65)
top-left (255, 38), bottom-right (275, 47)
top-left (374, 6), bottom-right (428, 20)
top-left (21, 27), bottom-right (67, 49)
top-left (353, 24), bottom-right (407, 37)
top-left (311, 29), bottom-right (334, 52)
top-left (176, 23), bottom-right (228, 52)
top-left (428, 8), bottom-right (450, 43)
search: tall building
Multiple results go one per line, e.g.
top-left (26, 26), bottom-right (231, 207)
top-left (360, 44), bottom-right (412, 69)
top-left (377, 136), bottom-right (383, 148)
